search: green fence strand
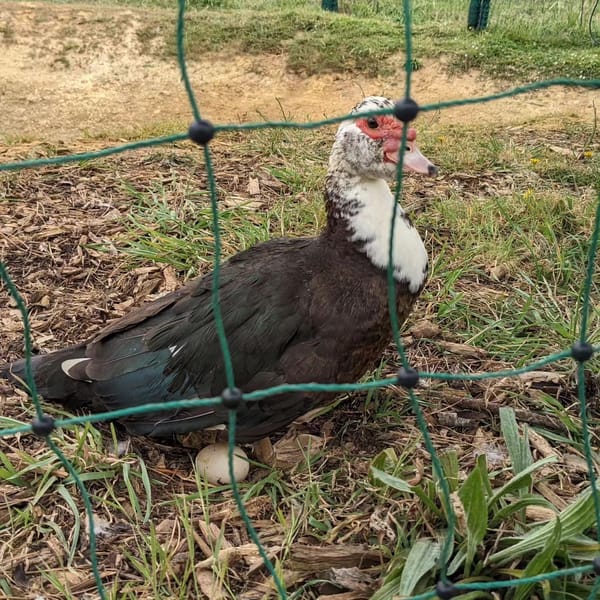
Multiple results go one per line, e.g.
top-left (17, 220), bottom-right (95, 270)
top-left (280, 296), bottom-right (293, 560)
top-left (204, 146), bottom-right (237, 391)
top-left (579, 196), bottom-right (600, 342)
top-left (575, 200), bottom-right (600, 539)
top-left (1, 343), bottom-right (595, 441)
top-left (227, 412), bottom-right (288, 598)
top-left (2, 80), bottom-right (599, 175)
top-left (174, 0), bottom-right (237, 388)
top-left (47, 439), bottom-right (108, 600)
top-left (409, 563), bottom-right (597, 600)
top-left (387, 0), bottom-right (415, 362)
top-left (402, 0), bottom-right (414, 99)
top-left (1, 261), bottom-right (108, 598)
top-left (176, 0), bottom-right (201, 124)
top-left (0, 134), bottom-right (189, 172)
top-left (1, 0), bottom-right (600, 598)
top-left (0, 263), bottom-right (42, 420)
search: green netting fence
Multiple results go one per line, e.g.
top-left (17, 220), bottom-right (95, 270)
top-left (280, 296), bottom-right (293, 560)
top-left (1, 0), bottom-right (600, 598)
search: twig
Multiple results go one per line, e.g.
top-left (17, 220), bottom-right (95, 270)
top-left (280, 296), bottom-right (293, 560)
top-left (444, 397), bottom-right (566, 432)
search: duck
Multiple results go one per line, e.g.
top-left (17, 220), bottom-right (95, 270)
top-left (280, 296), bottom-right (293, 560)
top-left (1, 96), bottom-right (437, 443)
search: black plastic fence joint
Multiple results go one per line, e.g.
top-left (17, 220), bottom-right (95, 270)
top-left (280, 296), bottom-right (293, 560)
top-left (571, 341), bottom-right (594, 362)
top-left (188, 120), bottom-right (215, 145)
top-left (436, 580), bottom-right (459, 599)
top-left (397, 366), bottom-right (419, 389)
top-left (393, 97), bottom-right (420, 123)
top-left (31, 414), bottom-right (56, 437)
top-left (222, 387), bottom-right (244, 410)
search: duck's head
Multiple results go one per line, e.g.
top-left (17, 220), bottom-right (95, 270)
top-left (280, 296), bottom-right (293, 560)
top-left (330, 96), bottom-right (437, 180)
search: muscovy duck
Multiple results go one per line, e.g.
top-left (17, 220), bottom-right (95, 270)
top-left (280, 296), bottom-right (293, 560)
top-left (2, 96), bottom-right (437, 442)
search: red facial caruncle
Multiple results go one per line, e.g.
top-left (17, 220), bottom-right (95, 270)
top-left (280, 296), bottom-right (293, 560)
top-left (355, 115), bottom-right (437, 176)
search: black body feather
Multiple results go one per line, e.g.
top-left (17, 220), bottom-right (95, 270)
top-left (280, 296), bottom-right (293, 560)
top-left (2, 235), bottom-right (419, 442)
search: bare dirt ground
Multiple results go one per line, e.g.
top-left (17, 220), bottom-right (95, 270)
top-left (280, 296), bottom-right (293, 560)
top-left (1, 1), bottom-right (599, 144)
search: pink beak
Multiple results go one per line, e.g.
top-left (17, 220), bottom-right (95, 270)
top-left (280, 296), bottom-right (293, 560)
top-left (383, 126), bottom-right (438, 176)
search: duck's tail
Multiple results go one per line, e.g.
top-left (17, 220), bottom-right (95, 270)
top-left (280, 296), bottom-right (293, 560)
top-left (1, 344), bottom-right (92, 410)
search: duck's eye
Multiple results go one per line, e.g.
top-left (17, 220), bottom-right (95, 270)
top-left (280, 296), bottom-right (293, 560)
top-left (366, 117), bottom-right (379, 129)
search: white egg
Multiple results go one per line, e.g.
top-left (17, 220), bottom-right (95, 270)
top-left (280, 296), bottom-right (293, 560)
top-left (195, 442), bottom-right (250, 485)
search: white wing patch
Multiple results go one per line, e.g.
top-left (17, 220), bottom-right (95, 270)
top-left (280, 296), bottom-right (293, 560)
top-left (61, 357), bottom-right (92, 381)
top-left (347, 178), bottom-right (427, 293)
top-left (169, 344), bottom-right (184, 357)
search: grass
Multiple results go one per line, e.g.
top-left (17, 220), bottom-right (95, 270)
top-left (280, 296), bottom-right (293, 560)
top-left (2, 113), bottom-right (600, 600)
top-left (111, 121), bottom-right (599, 366)
top-left (2, 0), bottom-right (600, 598)
top-left (135, 9), bottom-right (408, 77)
top-left (163, 5), bottom-right (600, 79)
top-left (114, 130), bottom-right (329, 274)
top-left (30, 0), bottom-right (600, 79)
top-left (0, 112), bottom-right (600, 600)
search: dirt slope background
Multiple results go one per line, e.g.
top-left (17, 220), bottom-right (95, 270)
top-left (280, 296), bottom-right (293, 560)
top-left (1, 1), bottom-right (599, 144)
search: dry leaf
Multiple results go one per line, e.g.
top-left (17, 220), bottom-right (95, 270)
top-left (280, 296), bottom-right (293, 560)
top-left (488, 263), bottom-right (510, 281)
top-left (548, 145), bottom-right (573, 156)
top-left (33, 226), bottom-right (66, 239)
top-left (196, 567), bottom-right (227, 600)
top-left (222, 196), bottom-right (263, 209)
top-left (253, 437), bottom-right (275, 465)
top-left (409, 319), bottom-right (441, 339)
top-left (369, 508), bottom-right (396, 542)
top-left (195, 543), bottom-right (261, 569)
top-left (113, 297), bottom-right (135, 312)
top-left (38, 294), bottom-right (51, 307)
top-left (450, 492), bottom-right (467, 535)
top-left (161, 265), bottom-right (180, 292)
top-left (564, 453), bottom-right (590, 473)
top-left (247, 177), bottom-right (261, 195)
top-left (270, 433), bottom-right (324, 469)
top-left (155, 518), bottom-right (178, 536)
top-left (317, 592), bottom-right (372, 600)
top-left (287, 544), bottom-right (382, 571)
top-left (209, 495), bottom-right (273, 522)
top-left (437, 341), bottom-right (487, 358)
top-left (330, 566), bottom-right (375, 591)
top-left (517, 371), bottom-right (564, 385)
top-left (90, 514), bottom-right (112, 537)
top-left (535, 481), bottom-right (569, 510)
top-left (525, 506), bottom-right (557, 522)
top-left (197, 520), bottom-right (231, 549)
top-left (473, 427), bottom-right (507, 468)
top-left (528, 429), bottom-right (559, 459)
top-left (437, 411), bottom-right (477, 429)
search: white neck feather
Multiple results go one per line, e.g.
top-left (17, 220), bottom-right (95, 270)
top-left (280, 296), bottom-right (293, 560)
top-left (345, 178), bottom-right (428, 293)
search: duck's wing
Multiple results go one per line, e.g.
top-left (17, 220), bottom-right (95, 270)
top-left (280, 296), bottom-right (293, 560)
top-left (66, 239), bottom-right (314, 438)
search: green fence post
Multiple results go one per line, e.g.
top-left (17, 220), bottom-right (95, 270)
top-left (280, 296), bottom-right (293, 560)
top-left (321, 0), bottom-right (338, 12)
top-left (478, 0), bottom-right (491, 29)
top-left (468, 0), bottom-right (491, 31)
